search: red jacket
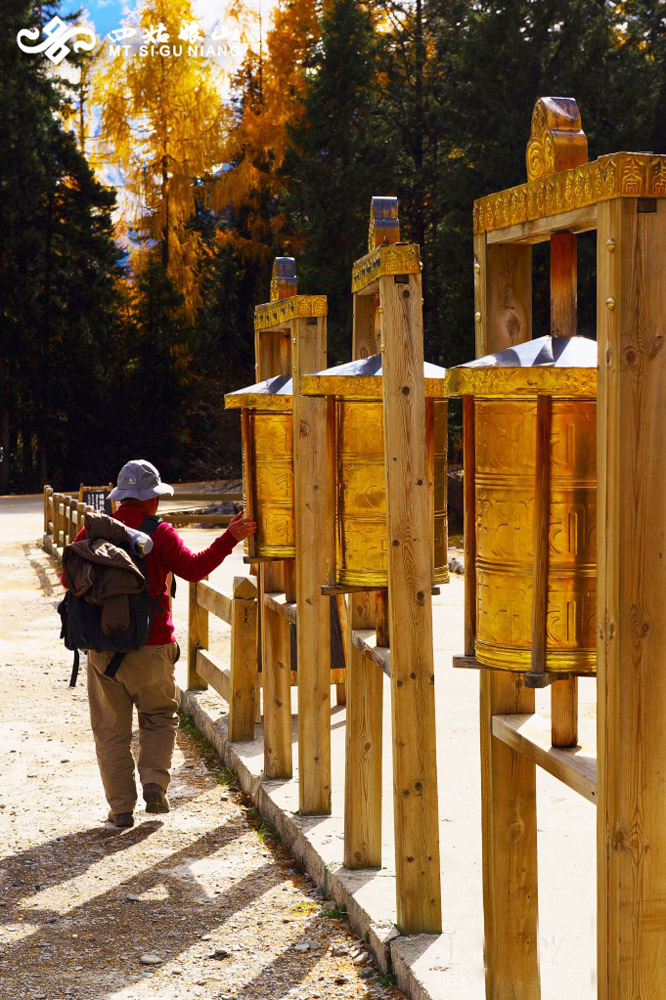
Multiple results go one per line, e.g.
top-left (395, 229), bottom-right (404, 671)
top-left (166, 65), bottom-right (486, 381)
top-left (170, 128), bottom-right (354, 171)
top-left (65, 505), bottom-right (236, 645)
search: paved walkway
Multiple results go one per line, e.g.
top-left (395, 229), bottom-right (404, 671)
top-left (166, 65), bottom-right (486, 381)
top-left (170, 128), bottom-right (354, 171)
top-left (1, 498), bottom-right (598, 1000)
top-left (0, 500), bottom-right (408, 1000)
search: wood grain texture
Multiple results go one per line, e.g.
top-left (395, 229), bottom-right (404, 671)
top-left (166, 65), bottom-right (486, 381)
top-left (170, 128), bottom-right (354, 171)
top-left (196, 648), bottom-right (231, 703)
top-left (597, 197), bottom-right (666, 999)
top-left (479, 239), bottom-right (539, 998)
top-left (481, 672), bottom-right (540, 1000)
top-left (292, 314), bottom-right (333, 814)
top-left (549, 231), bottom-right (579, 747)
top-left (550, 232), bottom-right (577, 336)
top-left (486, 244), bottom-right (533, 354)
top-left (188, 580), bottom-right (209, 691)
top-left (228, 577), bottom-right (258, 742)
top-left (492, 713), bottom-right (596, 803)
top-left (261, 601), bottom-right (292, 779)
top-left (344, 591), bottom-right (383, 868)
top-left (379, 270), bottom-right (441, 935)
top-left (352, 292), bottom-right (379, 359)
top-left (196, 581), bottom-right (232, 624)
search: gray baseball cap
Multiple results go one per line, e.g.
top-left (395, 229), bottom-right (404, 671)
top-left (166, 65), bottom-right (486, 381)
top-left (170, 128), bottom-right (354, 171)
top-left (108, 459), bottom-right (174, 501)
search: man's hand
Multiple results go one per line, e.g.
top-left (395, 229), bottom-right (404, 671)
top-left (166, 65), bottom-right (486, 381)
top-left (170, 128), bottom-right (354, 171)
top-left (227, 510), bottom-right (257, 542)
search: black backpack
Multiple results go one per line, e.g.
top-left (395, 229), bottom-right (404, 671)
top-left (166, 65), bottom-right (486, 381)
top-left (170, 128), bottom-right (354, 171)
top-left (58, 515), bottom-right (164, 686)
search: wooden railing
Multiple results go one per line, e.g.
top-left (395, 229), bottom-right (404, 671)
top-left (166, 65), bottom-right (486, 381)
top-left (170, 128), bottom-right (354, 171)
top-left (188, 575), bottom-right (259, 742)
top-left (159, 491), bottom-right (242, 527)
top-left (42, 486), bottom-right (93, 562)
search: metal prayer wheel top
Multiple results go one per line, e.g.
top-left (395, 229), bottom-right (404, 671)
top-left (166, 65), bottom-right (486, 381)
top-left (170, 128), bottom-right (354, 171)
top-left (302, 355), bottom-right (449, 590)
top-left (448, 335), bottom-right (597, 675)
top-left (225, 375), bottom-right (295, 559)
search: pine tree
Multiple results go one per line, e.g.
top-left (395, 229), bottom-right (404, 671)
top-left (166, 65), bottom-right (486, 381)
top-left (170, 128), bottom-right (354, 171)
top-left (284, 0), bottom-right (399, 360)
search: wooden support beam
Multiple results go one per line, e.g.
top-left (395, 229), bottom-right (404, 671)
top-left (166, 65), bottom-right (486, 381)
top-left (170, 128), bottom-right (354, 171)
top-left (463, 396), bottom-right (476, 657)
top-left (188, 579), bottom-right (209, 691)
top-left (379, 269), bottom-right (441, 935)
top-left (478, 229), bottom-right (539, 999)
top-left (196, 648), bottom-right (230, 702)
top-left (527, 393), bottom-right (551, 685)
top-left (261, 598), bottom-right (292, 779)
top-left (492, 713), bottom-right (596, 804)
top-left (228, 576), bottom-right (258, 742)
top-left (344, 591), bottom-right (383, 868)
top-left (292, 313), bottom-right (333, 814)
top-left (549, 230), bottom-right (579, 748)
top-left (197, 580), bottom-right (233, 624)
top-left (597, 196), bottom-right (666, 998)
top-left (481, 672), bottom-right (540, 999)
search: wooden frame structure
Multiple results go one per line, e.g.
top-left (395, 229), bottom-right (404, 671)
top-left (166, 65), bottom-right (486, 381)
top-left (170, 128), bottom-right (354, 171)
top-left (303, 199), bottom-right (443, 935)
top-left (229, 260), bottom-right (343, 815)
top-left (466, 96), bottom-right (666, 998)
top-left (188, 575), bottom-right (258, 742)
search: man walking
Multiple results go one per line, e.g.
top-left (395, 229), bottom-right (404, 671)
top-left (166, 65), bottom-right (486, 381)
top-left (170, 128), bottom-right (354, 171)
top-left (71, 459), bottom-right (255, 828)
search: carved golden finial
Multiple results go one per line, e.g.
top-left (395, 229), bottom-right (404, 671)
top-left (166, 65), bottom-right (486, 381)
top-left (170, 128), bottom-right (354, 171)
top-left (368, 196), bottom-right (400, 252)
top-left (526, 97), bottom-right (588, 182)
top-left (270, 257), bottom-right (297, 301)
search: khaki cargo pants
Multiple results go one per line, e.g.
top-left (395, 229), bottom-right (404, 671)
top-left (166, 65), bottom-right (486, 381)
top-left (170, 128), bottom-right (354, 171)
top-left (87, 643), bottom-right (179, 815)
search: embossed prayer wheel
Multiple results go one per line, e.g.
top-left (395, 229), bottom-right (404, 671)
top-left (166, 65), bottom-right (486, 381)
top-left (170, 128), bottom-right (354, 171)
top-left (448, 335), bottom-right (597, 674)
top-left (224, 375), bottom-right (295, 559)
top-left (302, 355), bottom-right (449, 589)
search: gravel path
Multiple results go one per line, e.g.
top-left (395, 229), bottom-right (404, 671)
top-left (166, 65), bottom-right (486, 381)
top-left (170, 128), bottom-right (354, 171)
top-left (0, 541), bottom-right (406, 1000)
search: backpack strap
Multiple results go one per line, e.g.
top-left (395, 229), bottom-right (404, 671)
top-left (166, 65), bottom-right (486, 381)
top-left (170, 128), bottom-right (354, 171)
top-left (104, 650), bottom-right (127, 679)
top-left (69, 650), bottom-right (80, 687)
top-left (139, 515), bottom-right (162, 536)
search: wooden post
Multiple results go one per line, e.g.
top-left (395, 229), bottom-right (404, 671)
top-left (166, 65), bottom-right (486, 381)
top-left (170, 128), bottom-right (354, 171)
top-left (292, 313), bottom-right (333, 814)
top-left (255, 306), bottom-right (293, 780)
top-left (463, 396), bottom-right (476, 657)
top-left (549, 230), bottom-right (579, 747)
top-left (188, 579), bottom-right (209, 691)
top-left (344, 590), bottom-right (383, 868)
top-left (530, 393), bottom-right (552, 680)
top-left (481, 671), bottom-right (539, 1000)
top-left (597, 196), bottom-right (666, 998)
top-left (379, 268), bottom-right (441, 935)
top-left (228, 575), bottom-right (258, 742)
top-left (262, 597), bottom-right (293, 778)
top-left (43, 486), bottom-right (53, 551)
top-left (477, 231), bottom-right (540, 998)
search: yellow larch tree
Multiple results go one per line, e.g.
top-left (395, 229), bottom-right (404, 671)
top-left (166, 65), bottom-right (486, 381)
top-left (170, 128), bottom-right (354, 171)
top-left (91, 0), bottom-right (240, 315)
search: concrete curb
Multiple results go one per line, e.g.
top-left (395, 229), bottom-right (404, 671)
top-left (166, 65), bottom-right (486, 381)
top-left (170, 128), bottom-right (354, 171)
top-left (177, 684), bottom-right (440, 998)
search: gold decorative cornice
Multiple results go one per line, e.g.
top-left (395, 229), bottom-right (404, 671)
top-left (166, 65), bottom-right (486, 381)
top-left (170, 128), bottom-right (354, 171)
top-left (224, 392), bottom-right (293, 411)
top-left (446, 366), bottom-right (597, 397)
top-left (351, 243), bottom-right (421, 294)
top-left (301, 373), bottom-right (448, 400)
top-left (474, 152), bottom-right (666, 235)
top-left (254, 294), bottom-right (327, 332)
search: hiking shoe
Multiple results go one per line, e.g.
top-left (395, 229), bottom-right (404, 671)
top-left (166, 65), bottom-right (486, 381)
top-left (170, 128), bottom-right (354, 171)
top-left (143, 783), bottom-right (170, 814)
top-left (108, 811), bottom-right (134, 829)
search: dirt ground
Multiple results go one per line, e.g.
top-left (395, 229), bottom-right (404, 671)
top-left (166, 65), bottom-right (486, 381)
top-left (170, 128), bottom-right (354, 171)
top-left (0, 526), bottom-right (406, 1000)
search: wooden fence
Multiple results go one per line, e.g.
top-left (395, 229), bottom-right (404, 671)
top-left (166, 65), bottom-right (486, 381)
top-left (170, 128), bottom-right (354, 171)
top-left (188, 575), bottom-right (259, 743)
top-left (42, 486), bottom-right (243, 557)
top-left (43, 486), bottom-right (92, 561)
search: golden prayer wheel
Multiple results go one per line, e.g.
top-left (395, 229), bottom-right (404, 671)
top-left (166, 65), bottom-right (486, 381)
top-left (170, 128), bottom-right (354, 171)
top-left (302, 355), bottom-right (449, 589)
top-left (448, 335), bottom-right (597, 674)
top-left (225, 375), bottom-right (295, 559)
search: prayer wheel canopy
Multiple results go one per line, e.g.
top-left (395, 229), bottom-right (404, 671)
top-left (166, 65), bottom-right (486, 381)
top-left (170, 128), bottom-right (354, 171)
top-left (302, 355), bottom-right (449, 589)
top-left (449, 334), bottom-right (597, 674)
top-left (225, 375), bottom-right (295, 559)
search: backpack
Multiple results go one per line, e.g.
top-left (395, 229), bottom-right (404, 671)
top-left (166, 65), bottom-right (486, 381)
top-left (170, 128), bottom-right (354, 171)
top-left (58, 514), bottom-right (165, 686)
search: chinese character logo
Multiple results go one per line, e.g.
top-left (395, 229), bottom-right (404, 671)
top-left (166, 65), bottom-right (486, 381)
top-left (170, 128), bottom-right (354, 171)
top-left (17, 16), bottom-right (96, 65)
